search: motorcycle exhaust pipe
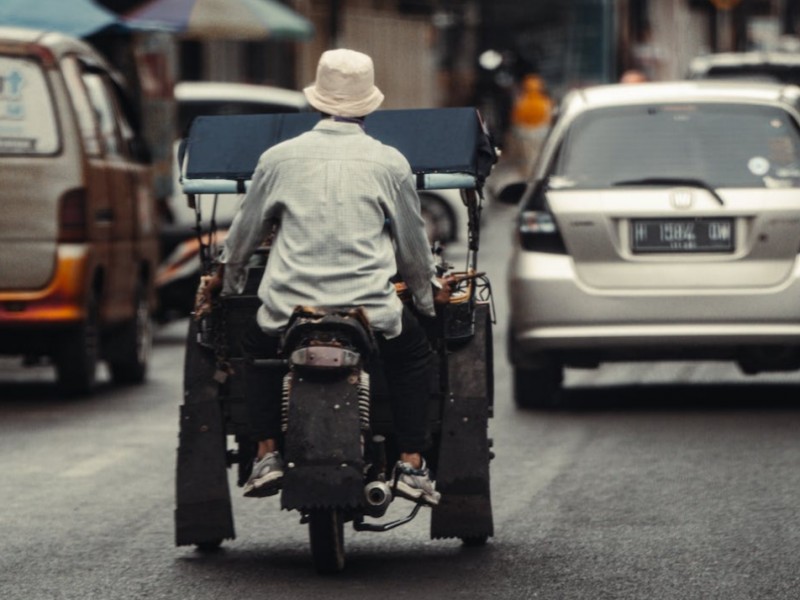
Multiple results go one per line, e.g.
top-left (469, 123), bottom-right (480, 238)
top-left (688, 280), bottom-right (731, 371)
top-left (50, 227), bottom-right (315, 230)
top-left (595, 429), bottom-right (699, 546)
top-left (364, 481), bottom-right (393, 517)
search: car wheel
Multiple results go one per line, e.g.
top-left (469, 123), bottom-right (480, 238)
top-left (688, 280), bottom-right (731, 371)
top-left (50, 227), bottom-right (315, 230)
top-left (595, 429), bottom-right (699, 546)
top-left (56, 292), bottom-right (100, 395)
top-left (108, 284), bottom-right (152, 384)
top-left (419, 193), bottom-right (456, 243)
top-left (513, 364), bottom-right (563, 409)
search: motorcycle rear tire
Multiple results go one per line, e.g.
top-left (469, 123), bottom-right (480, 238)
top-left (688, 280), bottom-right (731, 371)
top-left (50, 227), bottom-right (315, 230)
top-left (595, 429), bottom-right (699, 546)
top-left (308, 509), bottom-right (345, 574)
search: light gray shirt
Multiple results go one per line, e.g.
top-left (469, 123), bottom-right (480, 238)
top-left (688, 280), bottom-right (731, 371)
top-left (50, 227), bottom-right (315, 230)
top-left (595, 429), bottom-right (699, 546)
top-left (221, 119), bottom-right (436, 338)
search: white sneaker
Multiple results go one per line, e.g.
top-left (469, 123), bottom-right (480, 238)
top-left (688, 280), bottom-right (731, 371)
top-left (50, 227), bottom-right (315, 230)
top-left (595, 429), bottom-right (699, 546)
top-left (393, 460), bottom-right (441, 506)
top-left (243, 451), bottom-right (284, 498)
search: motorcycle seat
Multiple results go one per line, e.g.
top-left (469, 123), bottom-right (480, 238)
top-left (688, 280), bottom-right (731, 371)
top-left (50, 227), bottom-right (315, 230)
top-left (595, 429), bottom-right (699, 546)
top-left (281, 306), bottom-right (377, 358)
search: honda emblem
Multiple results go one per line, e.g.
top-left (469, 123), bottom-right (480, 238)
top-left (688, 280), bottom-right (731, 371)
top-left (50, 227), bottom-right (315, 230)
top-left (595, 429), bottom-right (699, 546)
top-left (670, 190), bottom-right (693, 209)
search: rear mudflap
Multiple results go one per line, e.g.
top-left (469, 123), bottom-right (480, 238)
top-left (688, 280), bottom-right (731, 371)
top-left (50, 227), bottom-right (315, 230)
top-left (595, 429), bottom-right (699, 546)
top-left (431, 303), bottom-right (494, 540)
top-left (175, 317), bottom-right (235, 547)
top-left (281, 373), bottom-right (365, 511)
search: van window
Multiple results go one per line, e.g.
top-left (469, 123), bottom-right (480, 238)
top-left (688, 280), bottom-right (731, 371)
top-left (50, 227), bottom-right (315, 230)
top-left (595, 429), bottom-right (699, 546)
top-left (0, 56), bottom-right (58, 155)
top-left (82, 73), bottom-right (123, 158)
top-left (106, 79), bottom-right (137, 158)
top-left (61, 56), bottom-right (102, 156)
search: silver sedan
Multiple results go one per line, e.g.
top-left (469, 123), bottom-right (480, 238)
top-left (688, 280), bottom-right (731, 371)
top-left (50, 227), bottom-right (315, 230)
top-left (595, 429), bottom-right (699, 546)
top-left (500, 81), bottom-right (800, 408)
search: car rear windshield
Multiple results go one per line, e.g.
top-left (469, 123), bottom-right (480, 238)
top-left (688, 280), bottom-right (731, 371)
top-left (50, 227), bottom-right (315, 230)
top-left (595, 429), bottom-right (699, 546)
top-left (0, 56), bottom-right (59, 155)
top-left (703, 65), bottom-right (800, 86)
top-left (551, 103), bottom-right (800, 189)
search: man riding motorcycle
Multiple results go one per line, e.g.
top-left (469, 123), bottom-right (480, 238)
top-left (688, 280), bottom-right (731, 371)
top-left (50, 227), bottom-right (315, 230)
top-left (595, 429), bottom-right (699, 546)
top-left (197, 49), bottom-right (451, 506)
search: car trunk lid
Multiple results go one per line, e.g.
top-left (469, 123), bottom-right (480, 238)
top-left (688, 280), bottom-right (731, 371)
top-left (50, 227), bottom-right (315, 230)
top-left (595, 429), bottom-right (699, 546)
top-left (548, 187), bottom-right (800, 290)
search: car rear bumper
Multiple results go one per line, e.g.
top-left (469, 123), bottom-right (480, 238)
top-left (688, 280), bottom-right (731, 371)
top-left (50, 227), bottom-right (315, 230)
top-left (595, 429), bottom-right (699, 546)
top-left (0, 245), bottom-right (90, 326)
top-left (509, 251), bottom-right (800, 357)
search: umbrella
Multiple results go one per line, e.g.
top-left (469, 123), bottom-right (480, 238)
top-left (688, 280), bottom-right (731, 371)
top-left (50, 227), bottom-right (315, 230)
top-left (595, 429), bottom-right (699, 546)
top-left (125, 0), bottom-right (314, 40)
top-left (0, 0), bottom-right (128, 38)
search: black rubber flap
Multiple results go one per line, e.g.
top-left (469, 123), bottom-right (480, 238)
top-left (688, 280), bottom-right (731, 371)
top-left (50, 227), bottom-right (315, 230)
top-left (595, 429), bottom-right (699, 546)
top-left (175, 318), bottom-right (235, 546)
top-left (280, 375), bottom-right (365, 511)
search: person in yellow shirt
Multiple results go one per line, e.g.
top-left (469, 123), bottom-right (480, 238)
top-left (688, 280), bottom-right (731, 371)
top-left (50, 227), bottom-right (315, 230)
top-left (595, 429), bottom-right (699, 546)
top-left (509, 74), bottom-right (553, 175)
top-left (512, 74), bottom-right (552, 128)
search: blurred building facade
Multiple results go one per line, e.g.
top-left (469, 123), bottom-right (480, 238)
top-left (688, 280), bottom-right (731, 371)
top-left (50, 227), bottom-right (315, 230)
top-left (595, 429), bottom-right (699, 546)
top-left (92, 0), bottom-right (800, 112)
top-left (76, 1), bottom-right (800, 207)
top-left (293, 0), bottom-right (444, 109)
top-left (621, 0), bottom-right (800, 82)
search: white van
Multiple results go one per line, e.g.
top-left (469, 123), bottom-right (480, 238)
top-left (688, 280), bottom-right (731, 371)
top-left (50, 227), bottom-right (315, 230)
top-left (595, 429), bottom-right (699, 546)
top-left (0, 27), bottom-right (159, 393)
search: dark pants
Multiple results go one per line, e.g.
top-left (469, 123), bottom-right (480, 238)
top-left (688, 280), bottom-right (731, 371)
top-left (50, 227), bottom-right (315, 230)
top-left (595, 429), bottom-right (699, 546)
top-left (241, 306), bottom-right (433, 453)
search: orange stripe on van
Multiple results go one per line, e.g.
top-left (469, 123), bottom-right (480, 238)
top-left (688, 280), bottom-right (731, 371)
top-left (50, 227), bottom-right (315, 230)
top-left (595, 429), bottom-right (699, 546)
top-left (0, 246), bottom-right (89, 323)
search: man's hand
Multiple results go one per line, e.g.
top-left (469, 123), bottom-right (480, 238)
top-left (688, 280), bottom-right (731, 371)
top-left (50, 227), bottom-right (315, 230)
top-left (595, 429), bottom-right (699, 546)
top-left (194, 269), bottom-right (223, 319)
top-left (433, 277), bottom-right (453, 305)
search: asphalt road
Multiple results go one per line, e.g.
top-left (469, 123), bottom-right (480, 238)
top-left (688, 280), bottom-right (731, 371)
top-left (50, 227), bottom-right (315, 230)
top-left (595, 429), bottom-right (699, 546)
top-left (2, 200), bottom-right (800, 599)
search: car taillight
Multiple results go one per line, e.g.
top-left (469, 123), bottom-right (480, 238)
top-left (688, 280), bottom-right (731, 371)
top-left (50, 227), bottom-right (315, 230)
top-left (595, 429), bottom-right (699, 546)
top-left (518, 210), bottom-right (566, 253)
top-left (58, 189), bottom-right (87, 243)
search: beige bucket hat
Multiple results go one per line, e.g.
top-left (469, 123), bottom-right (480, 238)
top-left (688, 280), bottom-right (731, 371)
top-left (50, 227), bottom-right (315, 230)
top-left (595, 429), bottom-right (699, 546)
top-left (303, 49), bottom-right (385, 118)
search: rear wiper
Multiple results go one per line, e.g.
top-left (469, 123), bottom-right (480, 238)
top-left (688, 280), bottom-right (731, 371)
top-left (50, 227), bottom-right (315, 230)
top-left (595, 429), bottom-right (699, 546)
top-left (611, 177), bottom-right (724, 205)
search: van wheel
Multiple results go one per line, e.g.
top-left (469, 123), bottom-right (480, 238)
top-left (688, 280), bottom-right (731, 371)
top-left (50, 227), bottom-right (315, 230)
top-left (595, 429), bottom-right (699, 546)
top-left (56, 293), bottom-right (100, 395)
top-left (513, 364), bottom-right (563, 409)
top-left (109, 286), bottom-right (152, 384)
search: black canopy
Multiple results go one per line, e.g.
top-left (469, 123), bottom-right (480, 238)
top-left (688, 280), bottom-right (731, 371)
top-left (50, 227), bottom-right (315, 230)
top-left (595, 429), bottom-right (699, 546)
top-left (182, 107), bottom-right (496, 191)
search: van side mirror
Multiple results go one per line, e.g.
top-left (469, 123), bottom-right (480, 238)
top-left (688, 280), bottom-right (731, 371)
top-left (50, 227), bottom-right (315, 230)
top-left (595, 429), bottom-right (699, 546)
top-left (496, 182), bottom-right (527, 204)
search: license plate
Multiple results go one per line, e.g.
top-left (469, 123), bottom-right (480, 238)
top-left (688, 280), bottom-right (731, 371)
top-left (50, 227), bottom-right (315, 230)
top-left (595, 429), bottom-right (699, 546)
top-left (631, 218), bottom-right (734, 253)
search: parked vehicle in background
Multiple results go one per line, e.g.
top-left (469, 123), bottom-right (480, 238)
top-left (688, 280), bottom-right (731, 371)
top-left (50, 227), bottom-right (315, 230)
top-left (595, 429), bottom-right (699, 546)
top-left (0, 27), bottom-right (158, 394)
top-left (418, 188), bottom-right (467, 244)
top-left (175, 81), bottom-right (309, 136)
top-left (688, 52), bottom-right (800, 86)
top-left (500, 81), bottom-right (800, 408)
top-left (156, 82), bottom-right (307, 319)
top-left (157, 82), bottom-right (468, 319)
top-left (167, 81), bottom-right (309, 228)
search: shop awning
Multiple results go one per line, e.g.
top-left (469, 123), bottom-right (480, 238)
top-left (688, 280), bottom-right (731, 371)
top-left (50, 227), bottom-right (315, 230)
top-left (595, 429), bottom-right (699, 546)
top-left (125, 0), bottom-right (314, 40)
top-left (0, 0), bottom-right (130, 38)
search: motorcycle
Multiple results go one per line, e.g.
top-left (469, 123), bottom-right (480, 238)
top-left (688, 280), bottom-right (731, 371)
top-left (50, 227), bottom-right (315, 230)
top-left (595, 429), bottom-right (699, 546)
top-left (174, 107), bottom-right (497, 573)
